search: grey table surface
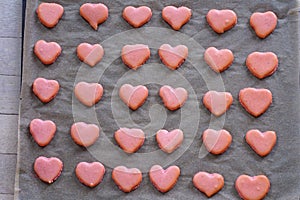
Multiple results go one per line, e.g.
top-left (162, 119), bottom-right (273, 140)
top-left (0, 1), bottom-right (299, 200)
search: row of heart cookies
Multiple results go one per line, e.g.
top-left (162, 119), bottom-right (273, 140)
top-left (30, 117), bottom-right (277, 157)
top-left (34, 40), bottom-right (279, 79)
top-left (33, 78), bottom-right (273, 118)
top-left (37, 2), bottom-right (277, 39)
top-left (34, 156), bottom-right (271, 199)
top-left (30, 119), bottom-right (184, 154)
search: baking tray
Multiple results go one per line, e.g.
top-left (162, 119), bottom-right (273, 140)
top-left (15, 0), bottom-right (300, 199)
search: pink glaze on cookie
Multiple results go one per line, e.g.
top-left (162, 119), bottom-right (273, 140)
top-left (156, 129), bottom-right (184, 153)
top-left (34, 156), bottom-right (63, 184)
top-left (250, 11), bottom-right (277, 39)
top-left (34, 40), bottom-right (61, 65)
top-left (159, 85), bottom-right (188, 111)
top-left (246, 130), bottom-right (277, 157)
top-left (193, 172), bottom-right (224, 197)
top-left (203, 91), bottom-right (233, 117)
top-left (204, 47), bottom-right (234, 73)
top-left (158, 44), bottom-right (188, 70)
top-left (36, 3), bottom-right (64, 28)
top-left (149, 165), bottom-right (180, 193)
top-left (32, 77), bottom-right (59, 103)
top-left (77, 43), bottom-right (104, 67)
top-left (206, 9), bottom-right (237, 34)
top-left (202, 129), bottom-right (232, 155)
top-left (75, 162), bottom-right (105, 188)
top-left (114, 128), bottom-right (145, 153)
top-left (29, 119), bottom-right (56, 147)
top-left (74, 82), bottom-right (103, 107)
top-left (112, 166), bottom-right (142, 193)
top-left (119, 84), bottom-right (148, 110)
top-left (121, 44), bottom-right (150, 70)
top-left (80, 3), bottom-right (108, 30)
top-left (235, 175), bottom-right (270, 200)
top-left (70, 122), bottom-right (100, 147)
top-left (239, 88), bottom-right (272, 117)
top-left (246, 52), bottom-right (278, 79)
top-left (123, 6), bottom-right (152, 28)
top-left (162, 6), bottom-right (192, 30)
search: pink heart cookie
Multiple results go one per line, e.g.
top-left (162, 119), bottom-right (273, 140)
top-left (77, 43), bottom-right (104, 67)
top-left (123, 6), bottom-right (152, 28)
top-left (246, 130), bottom-right (277, 157)
top-left (34, 156), bottom-right (63, 184)
top-left (193, 172), bottom-right (224, 197)
top-left (235, 175), bottom-right (270, 200)
top-left (32, 77), bottom-right (60, 103)
top-left (162, 6), bottom-right (192, 30)
top-left (149, 165), bottom-right (180, 193)
top-left (158, 44), bottom-right (188, 70)
top-left (36, 3), bottom-right (64, 28)
top-left (156, 129), bottom-right (184, 153)
top-left (246, 52), bottom-right (278, 79)
top-left (80, 3), bottom-right (108, 30)
top-left (204, 47), bottom-right (234, 73)
top-left (70, 122), bottom-right (100, 147)
top-left (114, 128), bottom-right (145, 153)
top-left (203, 91), bottom-right (233, 117)
top-left (34, 40), bottom-right (62, 65)
top-left (250, 11), bottom-right (277, 39)
top-left (202, 129), bottom-right (232, 155)
top-left (119, 84), bottom-right (148, 110)
top-left (239, 88), bottom-right (272, 117)
top-left (121, 44), bottom-right (150, 70)
top-left (29, 119), bottom-right (56, 147)
top-left (112, 166), bottom-right (142, 193)
top-left (206, 9), bottom-right (237, 34)
top-left (159, 85), bottom-right (188, 111)
top-left (74, 82), bottom-right (103, 107)
top-left (75, 162), bottom-right (105, 188)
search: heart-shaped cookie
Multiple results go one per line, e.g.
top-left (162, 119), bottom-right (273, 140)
top-left (246, 52), bottom-right (278, 79)
top-left (156, 129), bottom-right (184, 153)
top-left (250, 11), bottom-right (277, 39)
top-left (75, 162), bottom-right (105, 187)
top-left (123, 6), bottom-right (152, 28)
top-left (149, 165), bottom-right (180, 193)
top-left (112, 166), bottom-right (142, 193)
top-left (114, 128), bottom-right (145, 153)
top-left (193, 172), bottom-right (224, 197)
top-left (119, 84), bottom-right (148, 110)
top-left (202, 129), bottom-right (232, 155)
top-left (34, 40), bottom-right (62, 65)
top-left (204, 47), bottom-right (234, 73)
top-left (71, 122), bottom-right (100, 147)
top-left (239, 88), bottom-right (272, 117)
top-left (80, 3), bottom-right (108, 30)
top-left (36, 3), bottom-right (64, 28)
top-left (34, 156), bottom-right (63, 184)
top-left (162, 6), bottom-right (192, 30)
top-left (121, 44), bottom-right (150, 70)
top-left (235, 175), bottom-right (270, 200)
top-left (77, 43), bottom-right (104, 67)
top-left (32, 77), bottom-right (60, 103)
top-left (158, 44), bottom-right (188, 70)
top-left (74, 82), bottom-right (103, 107)
top-left (246, 130), bottom-right (277, 157)
top-left (29, 119), bottom-right (56, 147)
top-left (203, 91), bottom-right (233, 117)
top-left (159, 85), bottom-right (188, 111)
top-left (206, 9), bottom-right (237, 34)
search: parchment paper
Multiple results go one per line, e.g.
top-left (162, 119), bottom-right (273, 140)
top-left (16, 0), bottom-right (300, 199)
